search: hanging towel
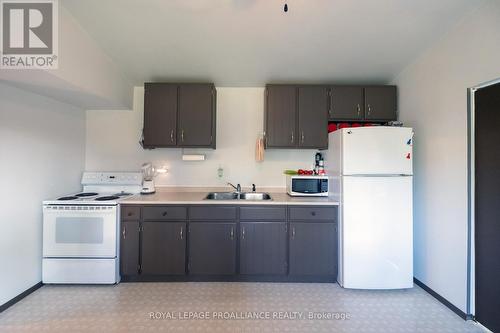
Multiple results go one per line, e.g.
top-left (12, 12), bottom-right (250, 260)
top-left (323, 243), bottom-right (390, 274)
top-left (255, 136), bottom-right (264, 162)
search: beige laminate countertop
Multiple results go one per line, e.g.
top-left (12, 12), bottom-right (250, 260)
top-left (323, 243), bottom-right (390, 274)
top-left (121, 191), bottom-right (339, 206)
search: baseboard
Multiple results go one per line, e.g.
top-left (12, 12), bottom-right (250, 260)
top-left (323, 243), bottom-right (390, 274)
top-left (414, 278), bottom-right (468, 320)
top-left (0, 282), bottom-right (43, 313)
top-left (121, 275), bottom-right (336, 283)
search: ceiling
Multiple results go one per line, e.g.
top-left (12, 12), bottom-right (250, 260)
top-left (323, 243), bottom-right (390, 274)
top-left (62, 0), bottom-right (483, 86)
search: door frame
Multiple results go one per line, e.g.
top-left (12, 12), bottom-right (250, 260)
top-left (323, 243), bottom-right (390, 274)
top-left (467, 77), bottom-right (500, 318)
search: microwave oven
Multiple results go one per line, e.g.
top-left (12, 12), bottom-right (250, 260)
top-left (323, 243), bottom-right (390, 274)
top-left (286, 175), bottom-right (329, 197)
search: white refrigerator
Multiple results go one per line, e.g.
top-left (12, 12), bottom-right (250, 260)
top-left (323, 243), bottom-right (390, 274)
top-left (325, 127), bottom-right (414, 289)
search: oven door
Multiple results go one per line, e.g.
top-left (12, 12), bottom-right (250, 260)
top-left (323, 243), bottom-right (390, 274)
top-left (43, 205), bottom-right (117, 258)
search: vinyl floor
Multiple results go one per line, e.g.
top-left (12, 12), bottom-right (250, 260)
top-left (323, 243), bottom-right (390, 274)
top-left (0, 282), bottom-right (486, 333)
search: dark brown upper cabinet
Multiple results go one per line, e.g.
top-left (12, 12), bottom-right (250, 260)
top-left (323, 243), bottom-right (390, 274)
top-left (328, 85), bottom-right (397, 122)
top-left (142, 83), bottom-right (216, 149)
top-left (178, 84), bottom-right (216, 147)
top-left (265, 85), bottom-right (297, 148)
top-left (298, 86), bottom-right (329, 149)
top-left (265, 85), bottom-right (328, 149)
top-left (329, 86), bottom-right (364, 121)
top-left (364, 86), bottom-right (397, 121)
top-left (143, 83), bottom-right (177, 147)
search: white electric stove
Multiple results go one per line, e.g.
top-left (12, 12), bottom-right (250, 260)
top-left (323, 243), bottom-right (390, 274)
top-left (42, 172), bottom-right (142, 284)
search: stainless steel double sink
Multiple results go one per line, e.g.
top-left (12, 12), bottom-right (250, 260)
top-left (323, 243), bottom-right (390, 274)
top-left (204, 192), bottom-right (272, 201)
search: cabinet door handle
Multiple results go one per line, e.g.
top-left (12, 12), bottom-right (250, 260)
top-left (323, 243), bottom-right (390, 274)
top-left (122, 227), bottom-right (126, 239)
top-left (179, 226), bottom-right (183, 240)
top-left (170, 129), bottom-right (174, 142)
top-left (367, 104), bottom-right (372, 116)
top-left (127, 212), bottom-right (133, 217)
top-left (181, 130), bottom-right (185, 142)
top-left (301, 131), bottom-right (305, 144)
top-left (291, 131), bottom-right (294, 143)
top-left (241, 226), bottom-right (245, 240)
top-left (162, 211), bottom-right (168, 216)
top-left (230, 227), bottom-right (234, 240)
top-left (357, 104), bottom-right (361, 117)
top-left (291, 227), bottom-right (295, 240)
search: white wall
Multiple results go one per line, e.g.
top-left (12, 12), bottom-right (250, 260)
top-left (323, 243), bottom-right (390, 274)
top-left (86, 87), bottom-right (316, 188)
top-left (0, 6), bottom-right (134, 110)
top-left (0, 83), bottom-right (85, 306)
top-left (392, 0), bottom-right (500, 312)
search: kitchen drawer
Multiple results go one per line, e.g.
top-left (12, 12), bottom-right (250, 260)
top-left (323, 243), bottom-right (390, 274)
top-left (121, 206), bottom-right (141, 220)
top-left (189, 206), bottom-right (237, 220)
top-left (289, 206), bottom-right (337, 221)
top-left (142, 206), bottom-right (187, 220)
top-left (240, 206), bottom-right (286, 221)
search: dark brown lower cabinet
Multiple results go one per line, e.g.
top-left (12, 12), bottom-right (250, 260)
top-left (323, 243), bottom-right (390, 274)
top-left (120, 205), bottom-right (339, 282)
top-left (120, 221), bottom-right (140, 276)
top-left (188, 222), bottom-right (236, 275)
top-left (141, 222), bottom-right (186, 275)
top-left (240, 222), bottom-right (287, 275)
top-left (289, 222), bottom-right (337, 276)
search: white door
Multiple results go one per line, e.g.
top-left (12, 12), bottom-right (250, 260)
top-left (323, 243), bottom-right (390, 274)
top-left (342, 127), bottom-right (413, 175)
top-left (341, 175), bottom-right (413, 289)
top-left (43, 205), bottom-right (117, 258)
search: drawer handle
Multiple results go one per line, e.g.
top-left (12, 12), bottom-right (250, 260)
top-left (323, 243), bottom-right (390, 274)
top-left (311, 211), bottom-right (316, 216)
top-left (127, 212), bottom-right (133, 217)
top-left (162, 211), bottom-right (168, 216)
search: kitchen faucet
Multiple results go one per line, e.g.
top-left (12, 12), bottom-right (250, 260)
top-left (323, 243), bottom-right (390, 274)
top-left (227, 182), bottom-right (241, 193)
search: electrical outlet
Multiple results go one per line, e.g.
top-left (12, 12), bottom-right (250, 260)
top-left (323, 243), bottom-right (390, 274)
top-left (217, 166), bottom-right (224, 179)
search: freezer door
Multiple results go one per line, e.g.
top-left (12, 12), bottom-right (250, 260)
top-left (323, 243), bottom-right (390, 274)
top-left (341, 127), bottom-right (413, 175)
top-left (340, 176), bottom-right (413, 289)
